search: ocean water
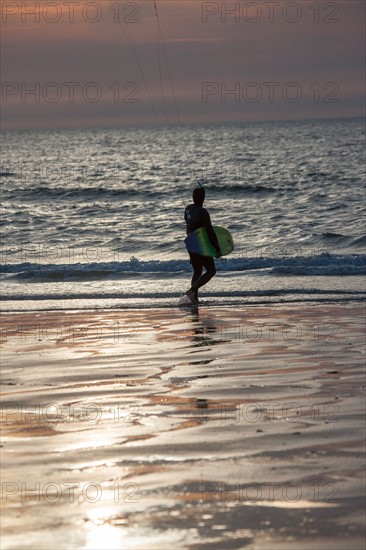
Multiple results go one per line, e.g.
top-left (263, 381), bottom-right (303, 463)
top-left (1, 117), bottom-right (365, 310)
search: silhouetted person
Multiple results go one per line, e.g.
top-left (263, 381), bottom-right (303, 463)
top-left (184, 187), bottom-right (221, 304)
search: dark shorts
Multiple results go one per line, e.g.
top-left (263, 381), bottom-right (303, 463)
top-left (189, 252), bottom-right (215, 273)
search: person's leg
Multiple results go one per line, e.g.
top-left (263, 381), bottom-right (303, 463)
top-left (186, 253), bottom-right (203, 304)
top-left (190, 256), bottom-right (216, 294)
top-left (190, 253), bottom-right (202, 295)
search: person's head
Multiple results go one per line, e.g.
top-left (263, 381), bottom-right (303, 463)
top-left (193, 186), bottom-right (205, 206)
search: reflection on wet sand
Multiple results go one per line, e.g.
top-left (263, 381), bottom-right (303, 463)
top-left (183, 306), bottom-right (224, 349)
top-left (1, 305), bottom-right (365, 549)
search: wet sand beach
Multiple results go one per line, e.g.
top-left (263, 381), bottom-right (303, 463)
top-left (1, 304), bottom-right (365, 549)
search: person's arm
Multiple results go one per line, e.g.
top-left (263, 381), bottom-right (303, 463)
top-left (202, 210), bottom-right (221, 256)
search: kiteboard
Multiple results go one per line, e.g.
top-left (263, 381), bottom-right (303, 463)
top-left (185, 226), bottom-right (234, 257)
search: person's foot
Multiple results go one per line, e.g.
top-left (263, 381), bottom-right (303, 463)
top-left (185, 289), bottom-right (199, 305)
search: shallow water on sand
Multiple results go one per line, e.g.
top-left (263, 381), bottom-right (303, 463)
top-left (1, 304), bottom-right (365, 549)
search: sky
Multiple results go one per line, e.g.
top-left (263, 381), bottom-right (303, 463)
top-left (1, 0), bottom-right (365, 129)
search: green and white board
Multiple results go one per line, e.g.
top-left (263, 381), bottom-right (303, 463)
top-left (185, 225), bottom-right (234, 257)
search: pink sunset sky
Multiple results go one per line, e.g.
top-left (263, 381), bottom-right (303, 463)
top-left (1, 0), bottom-right (365, 129)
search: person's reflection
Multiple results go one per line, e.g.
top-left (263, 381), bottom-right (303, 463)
top-left (182, 305), bottom-right (222, 348)
top-left (180, 306), bottom-right (228, 420)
